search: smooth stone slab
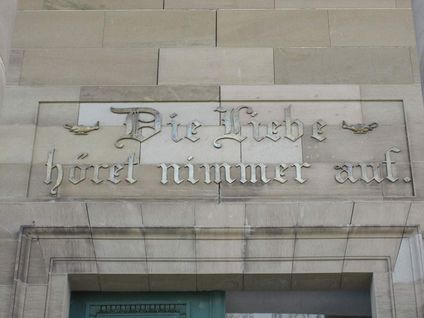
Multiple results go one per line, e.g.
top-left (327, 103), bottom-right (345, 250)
top-left (38, 103), bottom-right (79, 127)
top-left (104, 10), bottom-right (215, 48)
top-left (165, 0), bottom-right (274, 8)
top-left (0, 164), bottom-right (30, 199)
top-left (18, 0), bottom-right (43, 9)
top-left (80, 86), bottom-right (219, 102)
top-left (0, 125), bottom-right (35, 164)
top-left (78, 102), bottom-right (219, 126)
top-left (43, 0), bottom-right (163, 9)
top-left (21, 48), bottom-right (158, 85)
top-left (329, 9), bottom-right (416, 46)
top-left (159, 48), bottom-right (274, 85)
top-left (220, 85), bottom-right (361, 102)
top-left (13, 11), bottom-right (104, 48)
top-left (6, 49), bottom-right (23, 85)
top-left (139, 126), bottom-right (241, 164)
top-left (302, 125), bottom-right (409, 163)
top-left (218, 10), bottom-right (330, 47)
top-left (275, 47), bottom-right (414, 84)
top-left (33, 126), bottom-right (140, 164)
top-left (240, 126), bottom-right (302, 163)
top-left (276, 0), bottom-right (396, 8)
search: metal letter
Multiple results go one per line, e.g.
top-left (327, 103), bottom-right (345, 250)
top-left (44, 149), bottom-right (63, 195)
top-left (107, 163), bottom-right (124, 184)
top-left (111, 107), bottom-right (161, 148)
top-left (284, 105), bottom-right (304, 142)
top-left (91, 164), bottom-right (109, 184)
top-left (274, 164), bottom-right (289, 184)
top-left (159, 163), bottom-right (184, 184)
top-left (168, 113), bottom-right (183, 143)
top-left (311, 119), bottom-right (327, 142)
top-left (236, 163), bottom-right (271, 184)
top-left (359, 163), bottom-right (384, 183)
top-left (384, 146), bottom-right (401, 182)
top-left (185, 157), bottom-right (199, 184)
top-left (201, 163), bottom-right (235, 184)
top-left (185, 121), bottom-right (202, 142)
top-left (69, 165), bottom-right (88, 185)
top-left (335, 163), bottom-right (358, 184)
top-left (214, 106), bottom-right (256, 148)
top-left (126, 153), bottom-right (137, 184)
top-left (266, 121), bottom-right (281, 142)
top-left (249, 120), bottom-right (264, 142)
top-left (292, 162), bottom-right (311, 184)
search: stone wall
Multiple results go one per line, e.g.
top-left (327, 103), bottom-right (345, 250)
top-left (1, 0), bottom-right (424, 317)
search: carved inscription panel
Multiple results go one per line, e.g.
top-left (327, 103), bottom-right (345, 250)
top-left (29, 100), bottom-right (412, 199)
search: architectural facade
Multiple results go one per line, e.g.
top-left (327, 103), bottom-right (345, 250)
top-left (0, 0), bottom-right (424, 317)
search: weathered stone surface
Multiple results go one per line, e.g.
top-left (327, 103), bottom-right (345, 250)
top-left (38, 103), bottom-right (79, 126)
top-left (13, 11), bottom-right (104, 48)
top-left (0, 86), bottom-right (80, 125)
top-left (43, 0), bottom-right (163, 9)
top-left (195, 202), bottom-right (245, 227)
top-left (88, 202), bottom-right (143, 227)
top-left (23, 285), bottom-right (48, 318)
top-left (165, 0), bottom-right (274, 9)
top-left (275, 47), bottom-right (414, 84)
top-left (0, 285), bottom-right (12, 318)
top-left (0, 164), bottom-right (30, 199)
top-left (217, 10), bottom-right (330, 47)
top-left (276, 0), bottom-right (396, 8)
top-left (142, 202), bottom-right (194, 227)
top-left (0, 125), bottom-right (34, 163)
top-left (221, 85), bottom-right (361, 101)
top-left (329, 9), bottom-right (415, 46)
top-left (21, 48), bottom-right (158, 85)
top-left (104, 11), bottom-right (215, 48)
top-left (159, 48), bottom-right (274, 85)
top-left (352, 201), bottom-right (410, 226)
top-left (18, 0), bottom-right (43, 9)
top-left (6, 49), bottom-right (23, 85)
top-left (0, 240), bottom-right (18, 284)
top-left (80, 85), bottom-right (220, 102)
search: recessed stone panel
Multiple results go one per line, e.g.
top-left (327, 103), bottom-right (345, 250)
top-left (29, 99), bottom-right (413, 199)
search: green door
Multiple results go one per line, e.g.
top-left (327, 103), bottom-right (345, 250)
top-left (69, 292), bottom-right (225, 318)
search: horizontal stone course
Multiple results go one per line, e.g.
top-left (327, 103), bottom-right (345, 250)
top-left (274, 47), bottom-right (414, 84)
top-left (165, 0), bottom-right (274, 9)
top-left (158, 48), bottom-right (274, 85)
top-left (104, 10), bottom-right (215, 48)
top-left (217, 9), bottom-right (330, 47)
top-left (13, 11), bottom-right (104, 48)
top-left (329, 9), bottom-right (415, 46)
top-left (20, 48), bottom-right (158, 85)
